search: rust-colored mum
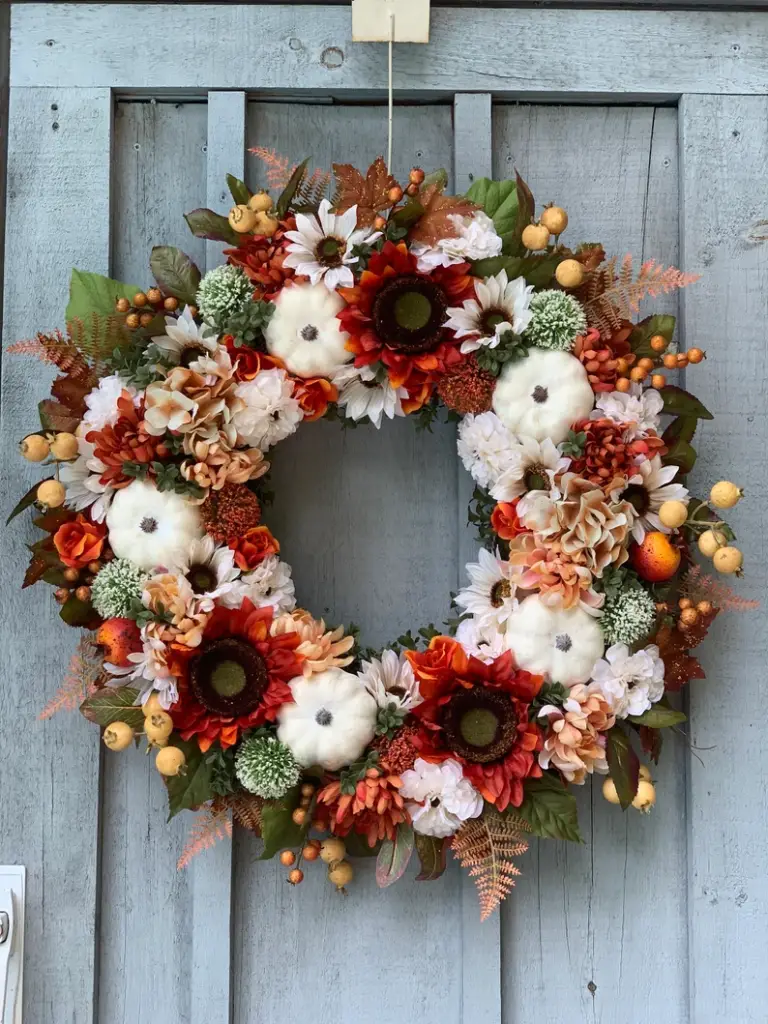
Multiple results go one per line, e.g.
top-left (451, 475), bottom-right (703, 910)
top-left (572, 323), bottom-right (634, 393)
top-left (317, 769), bottom-right (408, 847)
top-left (436, 353), bottom-right (495, 414)
top-left (570, 417), bottom-right (667, 490)
top-left (372, 725), bottom-right (420, 776)
top-left (223, 218), bottom-right (299, 301)
top-left (85, 391), bottom-right (166, 489)
top-left (200, 482), bottom-right (261, 542)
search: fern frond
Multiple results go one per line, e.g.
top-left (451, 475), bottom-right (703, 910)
top-left (249, 147), bottom-right (294, 190)
top-left (680, 565), bottom-right (759, 611)
top-left (39, 634), bottom-right (103, 720)
top-left (8, 330), bottom-right (94, 381)
top-left (226, 792), bottom-right (264, 835)
top-left (295, 168), bottom-right (331, 208)
top-left (451, 808), bottom-right (530, 920)
top-left (177, 804), bottom-right (233, 869)
top-left (66, 312), bottom-right (132, 370)
top-left (584, 255), bottom-right (700, 332)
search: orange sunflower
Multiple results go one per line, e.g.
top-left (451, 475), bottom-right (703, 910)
top-left (169, 600), bottom-right (303, 751)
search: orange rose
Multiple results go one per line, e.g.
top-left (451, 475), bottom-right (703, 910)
top-left (53, 513), bottom-right (106, 568)
top-left (491, 500), bottom-right (528, 541)
top-left (224, 336), bottom-right (285, 381)
top-left (406, 635), bottom-right (462, 699)
top-left (229, 525), bottom-right (280, 571)
top-left (293, 377), bottom-right (338, 422)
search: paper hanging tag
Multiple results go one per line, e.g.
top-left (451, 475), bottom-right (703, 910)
top-left (352, 0), bottom-right (430, 43)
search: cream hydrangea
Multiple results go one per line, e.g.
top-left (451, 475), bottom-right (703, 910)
top-left (400, 758), bottom-right (483, 837)
top-left (233, 368), bottom-right (303, 450)
top-left (589, 643), bottom-right (665, 719)
top-left (410, 211), bottom-right (502, 272)
top-left (457, 411), bottom-right (518, 491)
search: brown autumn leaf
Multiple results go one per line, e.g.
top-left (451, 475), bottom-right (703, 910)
top-left (332, 157), bottom-right (398, 228)
top-left (409, 184), bottom-right (477, 246)
top-left (653, 609), bottom-right (718, 691)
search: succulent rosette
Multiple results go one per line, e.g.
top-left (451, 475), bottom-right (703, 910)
top-left (8, 151), bottom-right (753, 920)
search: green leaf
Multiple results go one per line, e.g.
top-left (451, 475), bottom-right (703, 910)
top-left (59, 596), bottom-right (100, 628)
top-left (66, 269), bottom-right (139, 325)
top-left (41, 567), bottom-right (68, 587)
top-left (258, 787), bottom-right (304, 859)
top-left (466, 177), bottom-right (519, 252)
top-left (606, 725), bottom-right (640, 809)
top-left (414, 833), bottom-right (449, 881)
top-left (375, 822), bottom-right (415, 887)
top-left (391, 198), bottom-right (425, 229)
top-left (5, 479), bottom-right (47, 525)
top-left (660, 385), bottom-right (713, 421)
top-left (422, 167), bottom-right (448, 192)
top-left (226, 173), bottom-right (251, 206)
top-left (516, 774), bottom-right (583, 843)
top-left (342, 832), bottom-right (381, 858)
top-left (662, 415), bottom-right (698, 446)
top-left (166, 739), bottom-right (215, 819)
top-left (149, 246), bottom-right (201, 306)
top-left (276, 157), bottom-right (309, 219)
top-left (80, 686), bottom-right (145, 729)
top-left (628, 706), bottom-right (687, 728)
top-left (184, 207), bottom-right (240, 246)
top-left (664, 436), bottom-right (698, 475)
top-left (630, 314), bottom-right (676, 358)
top-left (469, 253), bottom-right (561, 288)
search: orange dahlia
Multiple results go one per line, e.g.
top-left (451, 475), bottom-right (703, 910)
top-left (406, 637), bottom-right (544, 811)
top-left (573, 324), bottom-right (634, 393)
top-left (570, 416), bottom-right (667, 491)
top-left (317, 768), bottom-right (408, 847)
top-left (169, 600), bottom-right (303, 752)
top-left (337, 241), bottom-right (473, 395)
top-left (85, 391), bottom-right (167, 489)
top-left (223, 218), bottom-right (299, 300)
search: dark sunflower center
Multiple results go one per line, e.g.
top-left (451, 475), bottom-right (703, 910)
top-left (440, 688), bottom-right (518, 764)
top-left (316, 236), bottom-right (343, 267)
top-left (532, 385), bottom-right (549, 404)
top-left (187, 563), bottom-right (217, 595)
top-left (180, 344), bottom-right (205, 368)
top-left (524, 463), bottom-right (548, 491)
top-left (140, 516), bottom-right (158, 534)
top-left (490, 579), bottom-right (512, 608)
top-left (480, 309), bottom-right (507, 335)
top-left (622, 483), bottom-right (650, 516)
top-left (372, 274), bottom-right (447, 354)
top-left (190, 637), bottom-right (268, 716)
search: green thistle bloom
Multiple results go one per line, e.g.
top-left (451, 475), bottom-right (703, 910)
top-left (196, 265), bottom-right (252, 329)
top-left (600, 586), bottom-right (657, 646)
top-left (525, 289), bottom-right (587, 352)
top-left (91, 558), bottom-right (147, 619)
top-left (235, 735), bottom-right (301, 799)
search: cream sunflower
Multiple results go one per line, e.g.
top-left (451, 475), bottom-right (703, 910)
top-left (445, 269), bottom-right (534, 355)
top-left (619, 455), bottom-right (690, 541)
top-left (151, 305), bottom-right (219, 365)
top-left (332, 363), bottom-right (407, 429)
top-left (455, 547), bottom-right (518, 632)
top-left (283, 199), bottom-right (380, 291)
top-left (490, 436), bottom-right (571, 502)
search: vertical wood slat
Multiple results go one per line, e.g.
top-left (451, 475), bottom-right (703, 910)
top-left (679, 94), bottom-right (768, 1024)
top-left (0, 85), bottom-right (113, 1024)
top-left (206, 91), bottom-right (246, 271)
top-left (453, 91), bottom-right (503, 1024)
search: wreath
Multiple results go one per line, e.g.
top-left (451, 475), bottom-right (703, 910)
top-left (8, 153), bottom-right (756, 919)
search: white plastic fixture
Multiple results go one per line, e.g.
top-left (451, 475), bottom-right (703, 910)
top-left (352, 0), bottom-right (430, 42)
top-left (0, 867), bottom-right (25, 1024)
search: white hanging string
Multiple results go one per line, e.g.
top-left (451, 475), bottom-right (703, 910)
top-left (387, 11), bottom-right (395, 170)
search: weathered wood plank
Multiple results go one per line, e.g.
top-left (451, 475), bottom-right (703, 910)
top-left (0, 85), bottom-right (112, 1024)
top-left (494, 105), bottom-right (688, 1024)
top-left (206, 91), bottom-right (246, 271)
top-left (97, 100), bottom-right (226, 1024)
top-left (679, 94), bottom-right (768, 1024)
top-left (10, 5), bottom-right (768, 98)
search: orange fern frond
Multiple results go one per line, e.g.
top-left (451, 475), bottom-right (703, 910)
top-left (584, 255), bottom-right (700, 333)
top-left (451, 809), bottom-right (530, 921)
top-left (226, 792), bottom-right (264, 835)
top-left (680, 565), bottom-right (760, 612)
top-left (249, 147), bottom-right (294, 189)
top-left (177, 804), bottom-right (233, 869)
top-left (8, 330), bottom-right (94, 381)
top-left (39, 634), bottom-right (103, 720)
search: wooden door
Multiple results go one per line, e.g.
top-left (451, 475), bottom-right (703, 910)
top-left (1, 6), bottom-right (766, 1024)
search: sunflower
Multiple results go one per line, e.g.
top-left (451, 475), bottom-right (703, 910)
top-left (169, 599), bottom-right (303, 751)
top-left (337, 241), bottom-right (473, 395)
top-left (406, 636), bottom-right (544, 811)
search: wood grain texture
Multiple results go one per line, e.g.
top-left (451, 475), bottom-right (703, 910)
top-left (10, 5), bottom-right (768, 98)
top-left (494, 106), bottom-right (688, 1024)
top-left (679, 94), bottom-right (768, 1024)
top-left (0, 86), bottom-right (112, 1024)
top-left (206, 91), bottom-right (246, 270)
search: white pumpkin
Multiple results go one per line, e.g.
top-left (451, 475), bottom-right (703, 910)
top-left (264, 282), bottom-right (352, 379)
top-left (505, 594), bottom-right (604, 684)
top-left (105, 479), bottom-right (204, 570)
top-left (277, 668), bottom-right (378, 771)
top-left (492, 348), bottom-right (594, 444)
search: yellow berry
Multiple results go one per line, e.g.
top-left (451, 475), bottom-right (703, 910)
top-left (50, 432), bottom-right (79, 461)
top-left (319, 838), bottom-right (346, 864)
top-left (103, 721), bottom-right (134, 751)
top-left (713, 545), bottom-right (743, 574)
top-left (36, 479), bottom-right (66, 508)
top-left (639, 766), bottom-right (652, 782)
top-left (697, 529), bottom-right (727, 557)
top-left (631, 780), bottom-right (656, 813)
top-left (709, 481), bottom-right (743, 509)
top-left (554, 258), bottom-right (585, 289)
top-left (20, 434), bottom-right (50, 462)
top-left (651, 374), bottom-right (666, 390)
top-left (155, 746), bottom-right (186, 777)
top-left (521, 223), bottom-right (550, 251)
top-left (253, 211), bottom-right (279, 238)
top-left (142, 693), bottom-right (164, 717)
top-left (145, 711), bottom-right (174, 745)
top-left (327, 860), bottom-right (354, 890)
top-left (540, 205), bottom-right (568, 235)
top-left (649, 334), bottom-right (668, 353)
top-left (602, 778), bottom-right (621, 805)
top-left (247, 191), bottom-right (273, 213)
top-left (658, 500), bottom-right (688, 529)
top-left (228, 204), bottom-right (258, 233)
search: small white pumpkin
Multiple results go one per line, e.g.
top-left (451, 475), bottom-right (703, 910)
top-left (106, 479), bottom-right (204, 570)
top-left (277, 668), bottom-right (378, 771)
top-left (492, 348), bottom-right (594, 444)
top-left (264, 282), bottom-right (352, 379)
top-left (504, 594), bottom-right (604, 684)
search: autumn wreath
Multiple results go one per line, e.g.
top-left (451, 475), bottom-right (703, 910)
top-left (9, 154), bottom-right (756, 918)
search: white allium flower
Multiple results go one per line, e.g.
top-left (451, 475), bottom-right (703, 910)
top-left (455, 548), bottom-right (517, 632)
top-left (358, 649), bottom-right (422, 711)
top-left (196, 264), bottom-right (252, 326)
top-left (91, 558), bottom-right (148, 619)
top-left (105, 635), bottom-right (180, 710)
top-left (454, 617), bottom-right (513, 664)
top-left (490, 436), bottom-right (571, 502)
top-left (400, 758), bottom-right (483, 838)
top-left (233, 368), bottom-right (304, 450)
top-left (81, 374), bottom-right (137, 432)
top-left (446, 270), bottom-right (534, 354)
top-left (151, 305), bottom-right (219, 364)
top-left (168, 534), bottom-right (241, 607)
top-left (263, 282), bottom-right (352, 378)
top-left (593, 383), bottom-right (664, 440)
top-left (622, 455), bottom-right (690, 542)
top-left (411, 211), bottom-right (502, 272)
top-left (332, 362), bottom-right (407, 429)
top-left (524, 290), bottom-right (587, 352)
top-left (589, 643), bottom-right (665, 719)
top-left (283, 199), bottom-right (380, 290)
top-left (218, 555), bottom-right (296, 614)
top-left (457, 411), bottom-right (518, 491)
top-left (60, 438), bottom-right (113, 523)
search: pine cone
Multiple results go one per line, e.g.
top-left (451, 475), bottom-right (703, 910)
top-left (223, 217), bottom-right (299, 300)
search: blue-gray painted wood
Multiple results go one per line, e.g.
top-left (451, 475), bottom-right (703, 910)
top-left (679, 94), bottom-right (768, 1024)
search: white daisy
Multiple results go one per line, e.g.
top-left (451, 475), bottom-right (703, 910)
top-left (104, 635), bottom-right (180, 710)
top-left (455, 548), bottom-right (517, 632)
top-left (332, 362), bottom-right (407, 429)
top-left (233, 368), bottom-right (304, 450)
top-left (219, 555), bottom-right (296, 614)
top-left (446, 270), bottom-right (535, 354)
top-left (168, 535), bottom-right (240, 607)
top-left (589, 643), bottom-right (665, 719)
top-left (264, 282), bottom-right (352, 378)
top-left (621, 455), bottom-right (690, 542)
top-left (410, 211), bottom-right (502, 273)
top-left (456, 411), bottom-right (518, 491)
top-left (490, 436), bottom-right (571, 502)
top-left (593, 383), bottom-right (663, 440)
top-left (151, 305), bottom-right (219, 364)
top-left (283, 199), bottom-right (380, 291)
top-left (400, 758), bottom-right (483, 838)
top-left (358, 649), bottom-right (422, 711)
top-left (59, 438), bottom-right (113, 523)
top-left (454, 617), bottom-right (514, 664)
top-left (81, 374), bottom-right (138, 432)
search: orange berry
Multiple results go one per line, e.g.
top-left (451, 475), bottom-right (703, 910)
top-left (630, 367), bottom-right (648, 383)
top-left (75, 585), bottom-right (91, 602)
top-left (291, 807), bottom-right (307, 826)
top-left (680, 607), bottom-right (700, 626)
top-left (133, 292), bottom-right (148, 307)
top-left (651, 374), bottom-right (666, 389)
top-left (280, 850), bottom-right (296, 867)
top-left (615, 357), bottom-right (631, 375)
top-left (373, 215), bottom-right (387, 231)
top-left (687, 347), bottom-right (706, 363)
top-left (679, 597), bottom-right (693, 609)
top-left (405, 182), bottom-right (419, 197)
top-left (630, 531), bottom-right (681, 582)
top-left (187, 305), bottom-right (199, 318)
top-left (163, 296), bottom-right (179, 312)
top-left (409, 167), bottom-right (425, 184)
top-left (638, 357), bottom-right (655, 371)
top-left (300, 783), bottom-right (315, 798)
top-left (650, 334), bottom-right (668, 352)
top-left (387, 185), bottom-right (403, 204)
top-left (663, 354), bottom-right (678, 369)
top-left (125, 313), bottom-right (140, 329)
top-left (302, 844), bottom-right (320, 861)
top-left (300, 795), bottom-right (312, 809)
top-left (116, 297), bottom-right (131, 313)
top-left (287, 869), bottom-right (304, 885)
top-left (697, 600), bottom-right (713, 615)
top-left (139, 312), bottom-right (154, 328)
top-left (615, 377), bottom-right (632, 392)
top-left (676, 353), bottom-right (689, 367)
top-left (63, 567), bottom-right (80, 583)
top-left (147, 287), bottom-right (162, 304)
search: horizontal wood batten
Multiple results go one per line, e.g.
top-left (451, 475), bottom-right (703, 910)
top-left (10, 5), bottom-right (768, 96)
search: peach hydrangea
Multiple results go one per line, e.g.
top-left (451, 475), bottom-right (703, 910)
top-left (537, 684), bottom-right (616, 783)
